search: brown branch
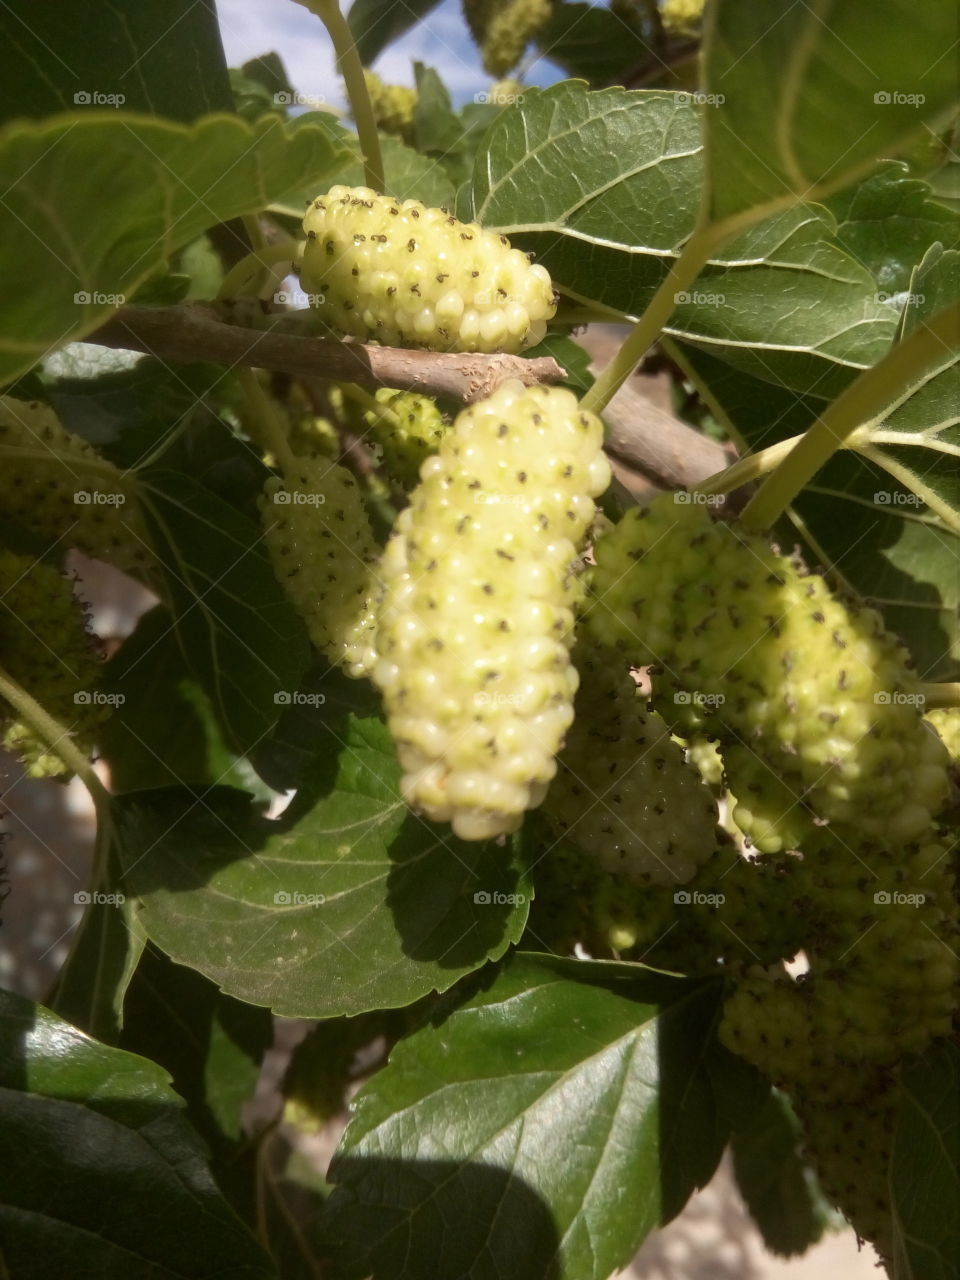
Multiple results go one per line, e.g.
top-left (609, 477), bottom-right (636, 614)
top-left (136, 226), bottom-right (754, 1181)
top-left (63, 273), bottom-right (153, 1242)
top-left (86, 304), bottom-right (567, 403)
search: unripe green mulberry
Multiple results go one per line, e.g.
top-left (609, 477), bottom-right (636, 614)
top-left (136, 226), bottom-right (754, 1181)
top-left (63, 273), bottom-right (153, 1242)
top-left (464, 0), bottom-right (554, 76)
top-left (300, 186), bottom-right (557, 353)
top-left (0, 396), bottom-right (152, 572)
top-left (373, 381), bottom-right (610, 840)
top-left (260, 456), bottom-right (379, 677)
top-left (361, 388), bottom-right (448, 490)
top-left (488, 78), bottom-right (524, 105)
top-left (0, 551), bottom-right (106, 776)
top-left (543, 652), bottom-right (718, 885)
top-left (363, 70), bottom-right (418, 145)
top-left (660, 0), bottom-right (704, 35)
top-left (926, 706), bottom-right (960, 765)
top-left (587, 495), bottom-right (949, 844)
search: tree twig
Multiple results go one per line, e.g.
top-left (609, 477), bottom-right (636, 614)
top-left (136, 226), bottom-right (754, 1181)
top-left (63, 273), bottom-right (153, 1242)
top-left (87, 304), bottom-right (567, 403)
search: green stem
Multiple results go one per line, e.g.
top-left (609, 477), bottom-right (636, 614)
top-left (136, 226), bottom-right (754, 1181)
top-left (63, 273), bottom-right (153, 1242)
top-left (309, 0), bottom-right (384, 192)
top-left (0, 665), bottom-right (109, 813)
top-left (694, 433), bottom-right (805, 496)
top-left (218, 239), bottom-right (302, 300)
top-left (921, 682), bottom-right (960, 710)
top-left (339, 381), bottom-right (401, 429)
top-left (580, 222), bottom-right (727, 417)
top-left (237, 368), bottom-right (297, 472)
top-left (740, 301), bottom-right (960, 533)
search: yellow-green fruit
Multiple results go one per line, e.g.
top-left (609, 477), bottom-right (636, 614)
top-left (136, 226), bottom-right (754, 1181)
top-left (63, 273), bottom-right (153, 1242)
top-left (793, 1081), bottom-right (897, 1263)
top-left (660, 0), bottom-right (704, 35)
top-left (363, 70), bottom-right (418, 144)
top-left (0, 396), bottom-right (152, 572)
top-left (301, 186), bottom-right (557, 353)
top-left (488, 78), bottom-right (524, 105)
top-left (0, 551), bottom-right (106, 776)
top-left (543, 653), bottom-right (718, 886)
top-left (373, 381), bottom-right (610, 840)
top-left (362, 388), bottom-right (448, 490)
top-left (464, 0), bottom-right (554, 76)
top-left (926, 706), bottom-right (960, 764)
top-left (588, 495), bottom-right (949, 844)
top-left (260, 456), bottom-right (380, 677)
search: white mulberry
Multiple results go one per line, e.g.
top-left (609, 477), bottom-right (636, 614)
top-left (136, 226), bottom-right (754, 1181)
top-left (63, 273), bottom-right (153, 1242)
top-left (373, 381), bottom-right (610, 839)
top-left (300, 186), bottom-right (557, 353)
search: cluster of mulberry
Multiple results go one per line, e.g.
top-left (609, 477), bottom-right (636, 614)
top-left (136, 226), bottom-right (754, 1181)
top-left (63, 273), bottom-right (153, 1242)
top-left (463, 0), bottom-right (554, 76)
top-left (363, 70), bottom-right (418, 145)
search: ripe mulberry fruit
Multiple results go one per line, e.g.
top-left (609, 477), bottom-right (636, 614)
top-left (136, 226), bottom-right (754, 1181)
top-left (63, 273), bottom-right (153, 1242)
top-left (372, 381), bottom-right (610, 840)
top-left (542, 651), bottom-right (718, 885)
top-left (0, 396), bottom-right (152, 572)
top-left (300, 186), bottom-right (557, 353)
top-left (260, 456), bottom-right (380, 677)
top-left (587, 495), bottom-right (949, 844)
top-left (0, 551), bottom-right (106, 776)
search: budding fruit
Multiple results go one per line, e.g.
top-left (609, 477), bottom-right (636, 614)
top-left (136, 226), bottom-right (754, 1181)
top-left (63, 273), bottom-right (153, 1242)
top-left (587, 495), bottom-right (949, 844)
top-left (0, 396), bottom-right (152, 572)
top-left (361, 388), bottom-right (449, 490)
top-left (659, 0), bottom-right (705, 35)
top-left (372, 381), bottom-right (610, 840)
top-left (300, 186), bottom-right (557, 353)
top-left (363, 70), bottom-right (418, 145)
top-left (0, 551), bottom-right (106, 776)
top-left (259, 456), bottom-right (380, 677)
top-left (464, 0), bottom-right (554, 76)
top-left (543, 652), bottom-right (718, 885)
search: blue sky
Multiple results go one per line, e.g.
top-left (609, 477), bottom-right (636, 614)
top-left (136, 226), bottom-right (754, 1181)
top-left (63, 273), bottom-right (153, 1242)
top-left (216, 0), bottom-right (578, 111)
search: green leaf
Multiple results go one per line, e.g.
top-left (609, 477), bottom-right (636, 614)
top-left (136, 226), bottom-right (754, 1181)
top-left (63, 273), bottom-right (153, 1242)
top-left (138, 469), bottom-right (312, 757)
top-left (412, 63), bottom-right (463, 158)
top-left (891, 1040), bottom-right (960, 1280)
top-left (731, 1088), bottom-right (829, 1257)
top-left (119, 943), bottom-right (273, 1153)
top-left (239, 52), bottom-right (296, 101)
top-left (0, 112), bottom-right (345, 388)
top-left (347, 0), bottom-right (444, 64)
top-left (322, 957), bottom-right (758, 1280)
top-left (115, 714), bottom-right (532, 1019)
top-left (534, 2), bottom-right (654, 83)
top-left (668, 340), bottom-right (960, 680)
top-left (0, 0), bottom-right (232, 125)
top-left (824, 162), bottom-right (960, 294)
top-left (99, 605), bottom-right (274, 796)
top-left (0, 988), bottom-right (275, 1279)
top-left (702, 0), bottom-right (960, 223)
top-left (468, 83), bottom-right (895, 396)
top-left (337, 132), bottom-right (458, 209)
